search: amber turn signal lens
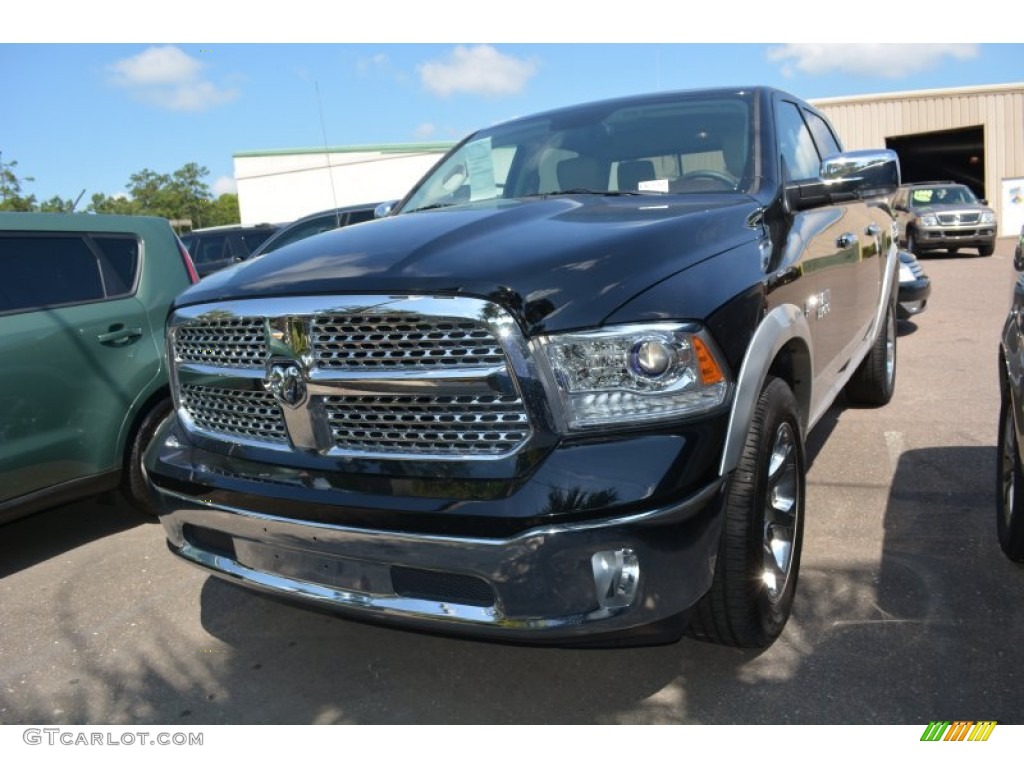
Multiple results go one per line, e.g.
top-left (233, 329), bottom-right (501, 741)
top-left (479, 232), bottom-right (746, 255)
top-left (693, 336), bottom-right (725, 385)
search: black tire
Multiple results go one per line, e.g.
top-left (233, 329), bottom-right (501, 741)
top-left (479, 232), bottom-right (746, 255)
top-left (846, 300), bottom-right (896, 406)
top-left (905, 229), bottom-right (916, 254)
top-left (979, 243), bottom-right (995, 257)
top-left (997, 390), bottom-right (1024, 561)
top-left (122, 398), bottom-right (172, 517)
top-left (688, 377), bottom-right (805, 647)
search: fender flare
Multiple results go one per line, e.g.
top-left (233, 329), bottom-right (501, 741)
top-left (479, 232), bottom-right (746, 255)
top-left (719, 303), bottom-right (813, 476)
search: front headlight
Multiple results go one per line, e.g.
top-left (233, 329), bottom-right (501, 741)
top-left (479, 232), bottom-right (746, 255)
top-left (536, 323), bottom-right (730, 430)
top-left (981, 211), bottom-right (996, 224)
top-left (919, 214), bottom-right (938, 227)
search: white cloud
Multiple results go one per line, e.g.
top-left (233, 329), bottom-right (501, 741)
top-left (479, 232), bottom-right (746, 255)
top-left (418, 45), bottom-right (537, 97)
top-left (413, 122), bottom-right (436, 138)
top-left (212, 175), bottom-right (237, 196)
top-left (357, 52), bottom-right (390, 74)
top-left (109, 45), bottom-right (239, 111)
top-left (767, 44), bottom-right (978, 78)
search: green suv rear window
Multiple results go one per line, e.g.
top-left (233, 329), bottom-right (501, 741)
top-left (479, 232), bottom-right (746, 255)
top-left (0, 233), bottom-right (140, 314)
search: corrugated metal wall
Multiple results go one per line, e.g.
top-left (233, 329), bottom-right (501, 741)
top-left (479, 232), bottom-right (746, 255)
top-left (812, 84), bottom-right (1024, 236)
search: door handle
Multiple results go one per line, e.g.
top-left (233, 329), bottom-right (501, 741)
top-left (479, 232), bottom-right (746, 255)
top-left (97, 325), bottom-right (143, 346)
top-left (836, 232), bottom-right (858, 249)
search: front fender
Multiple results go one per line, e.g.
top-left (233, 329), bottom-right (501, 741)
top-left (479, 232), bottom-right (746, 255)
top-left (719, 304), bottom-right (813, 476)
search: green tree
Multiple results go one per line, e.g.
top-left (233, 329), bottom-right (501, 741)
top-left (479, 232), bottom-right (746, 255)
top-left (38, 195), bottom-right (79, 213)
top-left (0, 154), bottom-right (37, 211)
top-left (127, 168), bottom-right (175, 217)
top-left (205, 193), bottom-right (240, 227)
top-left (169, 162), bottom-right (213, 228)
top-left (87, 192), bottom-right (138, 215)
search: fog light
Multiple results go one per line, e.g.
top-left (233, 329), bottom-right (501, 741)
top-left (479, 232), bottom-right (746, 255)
top-left (591, 548), bottom-right (640, 609)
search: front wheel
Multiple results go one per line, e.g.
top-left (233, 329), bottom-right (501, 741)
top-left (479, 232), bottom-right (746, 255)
top-left (122, 399), bottom-right (173, 517)
top-left (997, 390), bottom-right (1024, 561)
top-left (979, 243), bottom-right (995, 257)
top-left (905, 229), bottom-right (917, 254)
top-left (688, 377), bottom-right (805, 647)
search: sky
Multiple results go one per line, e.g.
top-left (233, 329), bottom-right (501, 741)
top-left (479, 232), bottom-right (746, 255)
top-left (2, 5), bottom-right (1022, 207)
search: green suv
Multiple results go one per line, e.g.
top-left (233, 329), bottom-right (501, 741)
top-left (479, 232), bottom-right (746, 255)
top-left (0, 213), bottom-right (198, 523)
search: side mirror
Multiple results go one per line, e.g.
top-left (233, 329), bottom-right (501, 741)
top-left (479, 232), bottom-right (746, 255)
top-left (374, 201), bottom-right (398, 219)
top-left (786, 149), bottom-right (901, 211)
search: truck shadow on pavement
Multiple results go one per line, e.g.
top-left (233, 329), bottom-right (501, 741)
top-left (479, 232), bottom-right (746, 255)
top-left (0, 495), bottom-right (152, 579)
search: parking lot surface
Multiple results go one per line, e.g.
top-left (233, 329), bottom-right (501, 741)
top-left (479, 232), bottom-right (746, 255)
top-left (2, 239), bottom-right (1023, 725)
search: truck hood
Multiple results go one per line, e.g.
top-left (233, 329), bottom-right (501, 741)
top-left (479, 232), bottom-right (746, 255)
top-left (179, 195), bottom-right (761, 335)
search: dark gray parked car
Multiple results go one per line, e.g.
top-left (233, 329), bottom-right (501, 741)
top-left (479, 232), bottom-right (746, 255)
top-left (180, 223), bottom-right (279, 278)
top-left (249, 204), bottom-right (379, 258)
top-left (892, 181), bottom-right (996, 256)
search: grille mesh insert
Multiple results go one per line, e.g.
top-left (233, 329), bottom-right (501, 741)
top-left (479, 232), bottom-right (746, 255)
top-left (312, 314), bottom-right (506, 369)
top-left (324, 393), bottom-right (529, 455)
top-left (180, 384), bottom-right (287, 443)
top-left (175, 318), bottom-right (266, 369)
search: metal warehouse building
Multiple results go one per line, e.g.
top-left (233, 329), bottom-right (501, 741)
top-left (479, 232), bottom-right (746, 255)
top-left (812, 82), bottom-right (1024, 238)
top-left (234, 82), bottom-right (1024, 237)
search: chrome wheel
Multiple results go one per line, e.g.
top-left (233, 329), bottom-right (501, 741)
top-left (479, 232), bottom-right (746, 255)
top-left (1001, 401), bottom-right (1017, 531)
top-left (762, 422), bottom-right (800, 604)
top-left (997, 390), bottom-right (1024, 561)
top-left (885, 305), bottom-right (896, 387)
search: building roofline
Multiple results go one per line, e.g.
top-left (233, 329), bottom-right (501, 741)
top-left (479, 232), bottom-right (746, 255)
top-left (811, 81), bottom-right (1024, 107)
top-left (235, 142), bottom-right (457, 159)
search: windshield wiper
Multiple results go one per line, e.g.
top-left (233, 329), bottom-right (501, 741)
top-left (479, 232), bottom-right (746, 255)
top-left (520, 188), bottom-right (651, 199)
top-left (404, 202), bottom-right (461, 214)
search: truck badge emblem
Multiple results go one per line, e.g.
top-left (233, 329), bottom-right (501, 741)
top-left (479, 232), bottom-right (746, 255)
top-left (265, 363), bottom-right (306, 407)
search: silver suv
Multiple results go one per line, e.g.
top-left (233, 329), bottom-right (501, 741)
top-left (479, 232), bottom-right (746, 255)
top-left (892, 182), bottom-right (996, 256)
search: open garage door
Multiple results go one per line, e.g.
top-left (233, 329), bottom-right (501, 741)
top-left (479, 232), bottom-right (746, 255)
top-left (887, 126), bottom-right (985, 199)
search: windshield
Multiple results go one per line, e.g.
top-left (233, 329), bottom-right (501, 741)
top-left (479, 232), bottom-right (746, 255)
top-left (401, 93), bottom-right (755, 213)
top-left (910, 186), bottom-right (978, 207)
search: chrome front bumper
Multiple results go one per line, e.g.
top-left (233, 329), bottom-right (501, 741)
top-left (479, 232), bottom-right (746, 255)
top-left (155, 478), bottom-right (726, 644)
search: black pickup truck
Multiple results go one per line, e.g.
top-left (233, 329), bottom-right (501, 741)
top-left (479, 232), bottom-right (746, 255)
top-left (145, 86), bottom-right (900, 648)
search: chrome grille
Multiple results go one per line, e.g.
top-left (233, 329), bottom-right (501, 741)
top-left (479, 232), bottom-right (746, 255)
top-left (324, 394), bottom-right (530, 455)
top-left (175, 318), bottom-right (266, 369)
top-left (180, 384), bottom-right (287, 444)
top-left (312, 314), bottom-right (506, 369)
top-left (937, 212), bottom-right (981, 225)
top-left (170, 297), bottom-right (536, 460)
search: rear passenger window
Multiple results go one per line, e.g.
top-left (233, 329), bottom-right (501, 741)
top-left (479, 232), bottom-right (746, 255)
top-left (0, 233), bottom-right (138, 314)
top-left (93, 236), bottom-right (140, 296)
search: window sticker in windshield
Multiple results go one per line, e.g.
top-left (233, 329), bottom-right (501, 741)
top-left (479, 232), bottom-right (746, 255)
top-left (912, 190), bottom-right (934, 203)
top-left (639, 179), bottom-right (669, 193)
top-left (466, 138), bottom-right (497, 201)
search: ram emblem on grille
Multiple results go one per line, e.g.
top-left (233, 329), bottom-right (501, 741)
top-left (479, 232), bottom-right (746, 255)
top-left (264, 363), bottom-right (306, 408)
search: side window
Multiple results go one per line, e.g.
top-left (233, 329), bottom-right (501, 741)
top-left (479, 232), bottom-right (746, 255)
top-left (240, 229), bottom-right (275, 254)
top-left (803, 110), bottom-right (843, 159)
top-left (346, 209), bottom-right (375, 225)
top-left (0, 235), bottom-right (105, 314)
top-left (192, 234), bottom-right (228, 268)
top-left (93, 236), bottom-right (140, 296)
top-left (775, 101), bottom-right (821, 180)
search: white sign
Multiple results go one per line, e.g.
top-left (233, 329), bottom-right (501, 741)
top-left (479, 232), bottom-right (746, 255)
top-left (1001, 177), bottom-right (1024, 238)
